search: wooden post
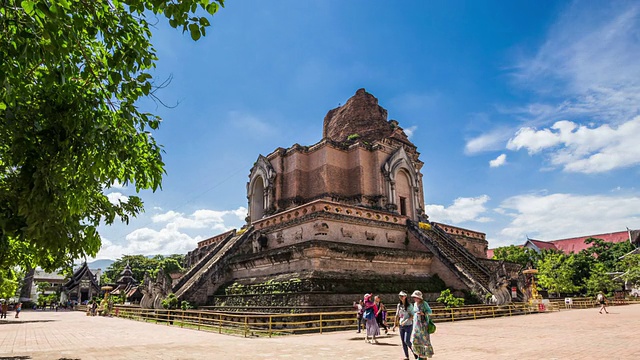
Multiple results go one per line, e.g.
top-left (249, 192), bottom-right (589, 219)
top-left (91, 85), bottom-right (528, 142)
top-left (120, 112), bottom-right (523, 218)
top-left (198, 312), bottom-right (201, 331)
top-left (450, 308), bottom-right (454, 322)
top-left (219, 314), bottom-right (222, 334)
top-left (269, 316), bottom-right (273, 338)
top-left (492, 307), bottom-right (495, 318)
top-left (244, 316), bottom-right (248, 338)
top-left (319, 314), bottom-right (323, 334)
top-left (473, 307), bottom-right (476, 320)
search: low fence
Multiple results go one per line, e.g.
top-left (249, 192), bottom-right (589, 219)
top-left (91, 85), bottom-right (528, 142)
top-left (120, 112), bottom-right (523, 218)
top-left (113, 302), bottom-right (559, 337)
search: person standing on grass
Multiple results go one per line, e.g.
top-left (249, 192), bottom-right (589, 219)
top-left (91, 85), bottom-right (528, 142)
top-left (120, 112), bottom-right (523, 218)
top-left (597, 292), bottom-right (609, 314)
top-left (363, 293), bottom-right (380, 344)
top-left (393, 291), bottom-right (417, 360)
top-left (410, 290), bottom-right (434, 359)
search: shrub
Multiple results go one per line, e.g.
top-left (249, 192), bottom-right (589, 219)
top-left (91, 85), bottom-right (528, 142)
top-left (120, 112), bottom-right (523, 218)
top-left (437, 289), bottom-right (465, 308)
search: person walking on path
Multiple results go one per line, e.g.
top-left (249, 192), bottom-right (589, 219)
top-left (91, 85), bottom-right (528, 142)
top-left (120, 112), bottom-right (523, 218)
top-left (354, 299), bottom-right (364, 333)
top-left (14, 302), bottom-right (22, 319)
top-left (363, 293), bottom-right (380, 344)
top-left (393, 291), bottom-right (417, 360)
top-left (1, 301), bottom-right (7, 319)
top-left (410, 290), bottom-right (434, 359)
top-left (374, 295), bottom-right (389, 335)
top-left (597, 292), bottom-right (609, 314)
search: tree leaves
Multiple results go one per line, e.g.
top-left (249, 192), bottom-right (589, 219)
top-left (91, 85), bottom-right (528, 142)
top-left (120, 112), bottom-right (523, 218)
top-left (0, 0), bottom-right (223, 276)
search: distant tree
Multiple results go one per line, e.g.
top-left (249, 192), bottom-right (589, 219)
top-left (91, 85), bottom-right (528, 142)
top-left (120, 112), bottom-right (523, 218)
top-left (585, 263), bottom-right (618, 296)
top-left (492, 245), bottom-right (537, 268)
top-left (569, 252), bottom-right (596, 294)
top-left (582, 238), bottom-right (634, 270)
top-left (620, 254), bottom-right (640, 289)
top-left (0, 0), bottom-right (224, 284)
top-left (537, 253), bottom-right (580, 297)
top-left (103, 254), bottom-right (184, 284)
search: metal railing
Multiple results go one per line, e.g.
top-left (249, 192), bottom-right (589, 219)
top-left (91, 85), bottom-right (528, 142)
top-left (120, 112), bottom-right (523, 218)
top-left (113, 302), bottom-right (560, 337)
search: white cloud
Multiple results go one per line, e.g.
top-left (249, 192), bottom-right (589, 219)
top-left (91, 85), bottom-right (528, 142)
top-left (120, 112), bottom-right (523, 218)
top-left (425, 195), bottom-right (492, 224)
top-left (95, 206), bottom-right (248, 259)
top-left (507, 117), bottom-right (640, 173)
top-left (106, 192), bottom-right (129, 205)
top-left (489, 154), bottom-right (507, 168)
top-left (228, 111), bottom-right (275, 137)
top-left (465, 128), bottom-right (513, 154)
top-left (404, 126), bottom-right (417, 139)
top-left (494, 192), bottom-right (640, 245)
top-left (472, 3), bottom-right (640, 172)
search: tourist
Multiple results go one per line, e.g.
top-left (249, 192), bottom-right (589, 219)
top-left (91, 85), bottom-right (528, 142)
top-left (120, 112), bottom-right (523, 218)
top-left (91, 300), bottom-right (98, 316)
top-left (15, 302), bottom-right (22, 319)
top-left (393, 291), bottom-right (416, 360)
top-left (374, 295), bottom-right (389, 335)
top-left (0, 301), bottom-right (7, 319)
top-left (354, 299), bottom-right (364, 333)
top-left (363, 293), bottom-right (380, 343)
top-left (410, 290), bottom-right (434, 359)
top-left (597, 291), bottom-right (609, 314)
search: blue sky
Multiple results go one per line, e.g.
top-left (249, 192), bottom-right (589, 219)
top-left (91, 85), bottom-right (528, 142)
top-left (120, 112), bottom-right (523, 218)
top-left (96, 0), bottom-right (640, 260)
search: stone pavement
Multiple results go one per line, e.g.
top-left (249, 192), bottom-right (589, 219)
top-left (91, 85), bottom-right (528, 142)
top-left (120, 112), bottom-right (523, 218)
top-left (1, 304), bottom-right (639, 359)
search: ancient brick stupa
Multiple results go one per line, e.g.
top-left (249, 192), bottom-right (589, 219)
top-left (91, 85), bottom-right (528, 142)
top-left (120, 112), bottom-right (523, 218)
top-left (171, 89), bottom-right (522, 310)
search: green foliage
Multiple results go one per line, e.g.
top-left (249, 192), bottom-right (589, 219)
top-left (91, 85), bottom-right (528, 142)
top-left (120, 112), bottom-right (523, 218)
top-left (346, 133), bottom-right (360, 141)
top-left (492, 245), bottom-right (538, 268)
top-left (0, 268), bottom-right (20, 299)
top-left (437, 289), bottom-right (465, 308)
top-left (585, 263), bottom-right (618, 296)
top-left (581, 238), bottom-right (634, 270)
top-left (102, 254), bottom-right (184, 285)
top-left (0, 0), bottom-right (223, 277)
top-left (620, 254), bottom-right (640, 288)
top-left (536, 253), bottom-right (580, 296)
top-left (161, 293), bottom-right (179, 309)
top-left (180, 300), bottom-right (193, 310)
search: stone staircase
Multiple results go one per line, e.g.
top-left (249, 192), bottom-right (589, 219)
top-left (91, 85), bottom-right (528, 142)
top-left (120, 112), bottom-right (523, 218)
top-left (407, 220), bottom-right (493, 301)
top-left (173, 231), bottom-right (237, 292)
top-left (174, 227), bottom-right (255, 305)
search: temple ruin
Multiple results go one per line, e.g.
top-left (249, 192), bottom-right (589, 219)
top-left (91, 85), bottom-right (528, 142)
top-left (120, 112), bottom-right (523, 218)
top-left (170, 89), bottom-right (522, 310)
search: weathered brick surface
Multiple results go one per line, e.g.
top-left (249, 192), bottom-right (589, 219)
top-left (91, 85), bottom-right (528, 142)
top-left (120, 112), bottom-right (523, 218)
top-left (323, 88), bottom-right (393, 143)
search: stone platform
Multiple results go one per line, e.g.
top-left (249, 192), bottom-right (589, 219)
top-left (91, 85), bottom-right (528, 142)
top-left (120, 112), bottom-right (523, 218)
top-left (1, 305), bottom-right (639, 359)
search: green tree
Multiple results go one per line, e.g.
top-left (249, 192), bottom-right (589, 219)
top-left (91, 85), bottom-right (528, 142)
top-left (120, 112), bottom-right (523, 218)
top-left (569, 252), bottom-right (596, 294)
top-left (582, 238), bottom-right (634, 270)
top-left (620, 254), bottom-right (640, 289)
top-left (585, 263), bottom-right (618, 296)
top-left (536, 253), bottom-right (580, 297)
top-left (492, 245), bottom-right (537, 268)
top-left (0, 1), bottom-right (223, 280)
top-left (103, 255), bottom-right (157, 284)
top-left (0, 267), bottom-right (20, 299)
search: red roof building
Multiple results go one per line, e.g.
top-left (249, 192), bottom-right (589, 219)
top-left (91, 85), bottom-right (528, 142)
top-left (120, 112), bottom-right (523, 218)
top-left (488, 229), bottom-right (640, 258)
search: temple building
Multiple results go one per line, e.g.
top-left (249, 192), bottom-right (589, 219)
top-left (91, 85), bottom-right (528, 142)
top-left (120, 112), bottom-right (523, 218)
top-left (62, 262), bottom-right (101, 303)
top-left (109, 262), bottom-right (143, 304)
top-left (172, 89), bottom-right (520, 309)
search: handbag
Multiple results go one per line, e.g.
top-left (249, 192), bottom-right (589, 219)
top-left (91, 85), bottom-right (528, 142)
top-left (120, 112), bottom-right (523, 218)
top-left (427, 318), bottom-right (436, 334)
top-left (363, 308), bottom-right (374, 320)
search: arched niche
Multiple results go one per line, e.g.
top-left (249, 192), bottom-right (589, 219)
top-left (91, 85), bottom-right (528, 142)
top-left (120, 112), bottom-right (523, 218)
top-left (247, 155), bottom-right (276, 223)
top-left (382, 147), bottom-right (421, 219)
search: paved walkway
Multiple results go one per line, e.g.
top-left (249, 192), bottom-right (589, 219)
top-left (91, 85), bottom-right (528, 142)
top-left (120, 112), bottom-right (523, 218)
top-left (1, 304), bottom-right (639, 359)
